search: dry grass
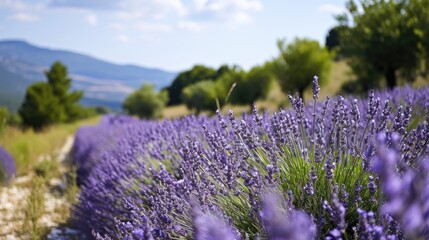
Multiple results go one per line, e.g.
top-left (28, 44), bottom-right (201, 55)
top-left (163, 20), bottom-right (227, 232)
top-left (163, 104), bottom-right (189, 119)
top-left (0, 116), bottom-right (101, 175)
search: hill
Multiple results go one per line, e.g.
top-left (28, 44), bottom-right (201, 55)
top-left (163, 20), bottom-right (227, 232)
top-left (0, 40), bottom-right (177, 112)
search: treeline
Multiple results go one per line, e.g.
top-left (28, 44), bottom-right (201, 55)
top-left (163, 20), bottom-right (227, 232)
top-left (326, 0), bottom-right (429, 93)
top-left (123, 38), bottom-right (333, 119)
top-left (1, 62), bottom-right (101, 131)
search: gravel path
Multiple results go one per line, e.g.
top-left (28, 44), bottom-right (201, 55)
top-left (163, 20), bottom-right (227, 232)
top-left (0, 136), bottom-right (86, 240)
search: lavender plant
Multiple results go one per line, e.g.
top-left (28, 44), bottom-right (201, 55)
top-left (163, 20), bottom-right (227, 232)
top-left (72, 79), bottom-right (429, 239)
top-left (0, 146), bottom-right (16, 183)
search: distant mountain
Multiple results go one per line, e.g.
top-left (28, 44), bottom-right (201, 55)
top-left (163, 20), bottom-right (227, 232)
top-left (0, 40), bottom-right (177, 112)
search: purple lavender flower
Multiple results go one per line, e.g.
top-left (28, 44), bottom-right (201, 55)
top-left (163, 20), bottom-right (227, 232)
top-left (70, 84), bottom-right (429, 239)
top-left (261, 193), bottom-right (316, 240)
top-left (312, 75), bottom-right (320, 101)
top-left (0, 146), bottom-right (16, 183)
top-left (193, 208), bottom-right (239, 240)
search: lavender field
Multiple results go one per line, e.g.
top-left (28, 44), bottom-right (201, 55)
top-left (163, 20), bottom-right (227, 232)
top-left (70, 78), bottom-right (429, 240)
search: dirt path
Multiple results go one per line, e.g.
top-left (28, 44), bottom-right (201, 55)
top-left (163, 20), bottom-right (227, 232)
top-left (0, 136), bottom-right (84, 240)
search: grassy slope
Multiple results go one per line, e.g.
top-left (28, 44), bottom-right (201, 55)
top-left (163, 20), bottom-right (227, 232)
top-left (0, 116), bottom-right (101, 175)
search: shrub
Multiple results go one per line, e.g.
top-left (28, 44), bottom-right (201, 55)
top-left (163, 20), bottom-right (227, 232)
top-left (123, 84), bottom-right (168, 119)
top-left (182, 80), bottom-right (219, 113)
top-left (0, 107), bottom-right (8, 135)
top-left (271, 38), bottom-right (333, 99)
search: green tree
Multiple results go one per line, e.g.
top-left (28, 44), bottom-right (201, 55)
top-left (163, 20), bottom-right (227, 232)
top-left (339, 0), bottom-right (426, 88)
top-left (45, 61), bottom-right (84, 121)
top-left (271, 38), bottom-right (333, 99)
top-left (406, 0), bottom-right (429, 77)
top-left (123, 84), bottom-right (168, 119)
top-left (166, 65), bottom-right (238, 105)
top-left (325, 25), bottom-right (349, 56)
top-left (182, 81), bottom-right (219, 114)
top-left (229, 65), bottom-right (273, 105)
top-left (19, 83), bottom-right (63, 130)
top-left (167, 65), bottom-right (217, 105)
top-left (19, 61), bottom-right (85, 130)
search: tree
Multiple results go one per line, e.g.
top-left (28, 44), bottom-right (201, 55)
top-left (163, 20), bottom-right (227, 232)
top-left (45, 61), bottom-right (84, 121)
top-left (182, 81), bottom-right (219, 114)
top-left (325, 25), bottom-right (349, 56)
top-left (19, 61), bottom-right (84, 130)
top-left (339, 0), bottom-right (425, 88)
top-left (167, 65), bottom-right (217, 105)
top-left (271, 38), bottom-right (333, 99)
top-left (19, 82), bottom-right (64, 130)
top-left (228, 65), bottom-right (273, 105)
top-left (123, 84), bottom-right (168, 119)
top-left (406, 0), bottom-right (429, 76)
top-left (166, 65), bottom-right (238, 105)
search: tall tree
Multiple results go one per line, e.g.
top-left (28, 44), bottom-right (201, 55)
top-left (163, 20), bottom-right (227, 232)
top-left (19, 61), bottom-right (84, 129)
top-left (271, 38), bottom-right (333, 99)
top-left (19, 82), bottom-right (63, 130)
top-left (45, 61), bottom-right (83, 121)
top-left (340, 0), bottom-right (425, 88)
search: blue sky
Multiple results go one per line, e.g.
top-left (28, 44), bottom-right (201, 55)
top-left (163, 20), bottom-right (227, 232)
top-left (0, 0), bottom-right (347, 72)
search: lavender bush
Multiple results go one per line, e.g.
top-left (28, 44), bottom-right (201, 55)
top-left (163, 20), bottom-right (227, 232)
top-left (0, 146), bottom-right (16, 183)
top-left (72, 78), bottom-right (429, 239)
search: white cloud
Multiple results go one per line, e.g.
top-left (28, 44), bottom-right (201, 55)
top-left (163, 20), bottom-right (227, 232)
top-left (318, 4), bottom-right (346, 15)
top-left (188, 0), bottom-right (263, 25)
top-left (0, 0), bottom-right (43, 11)
top-left (116, 34), bottom-right (130, 43)
top-left (109, 22), bottom-right (127, 31)
top-left (8, 12), bottom-right (39, 22)
top-left (134, 22), bottom-right (172, 33)
top-left (233, 11), bottom-right (252, 24)
top-left (178, 20), bottom-right (203, 32)
top-left (86, 13), bottom-right (98, 26)
top-left (116, 0), bottom-right (186, 20)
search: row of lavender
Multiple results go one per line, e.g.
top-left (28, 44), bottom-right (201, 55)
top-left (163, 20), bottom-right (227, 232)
top-left (72, 78), bottom-right (429, 239)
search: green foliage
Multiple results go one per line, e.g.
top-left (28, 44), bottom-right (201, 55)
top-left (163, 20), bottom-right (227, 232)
top-left (325, 25), bottom-right (349, 60)
top-left (18, 61), bottom-right (85, 130)
top-left (167, 65), bottom-right (217, 105)
top-left (229, 65), bottom-right (273, 105)
top-left (339, 0), bottom-right (429, 89)
top-left (167, 65), bottom-right (237, 105)
top-left (19, 82), bottom-right (64, 130)
top-left (182, 80), bottom-right (219, 113)
top-left (123, 84), bottom-right (168, 119)
top-left (34, 158), bottom-right (59, 180)
top-left (271, 38), bottom-right (333, 99)
top-left (0, 107), bottom-right (8, 135)
top-left (214, 144), bottom-right (376, 237)
top-left (181, 64), bottom-right (272, 113)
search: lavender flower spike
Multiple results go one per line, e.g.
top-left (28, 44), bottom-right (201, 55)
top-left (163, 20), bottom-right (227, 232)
top-left (261, 193), bottom-right (316, 240)
top-left (193, 210), bottom-right (239, 240)
top-left (312, 75), bottom-right (320, 100)
top-left (0, 146), bottom-right (16, 183)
